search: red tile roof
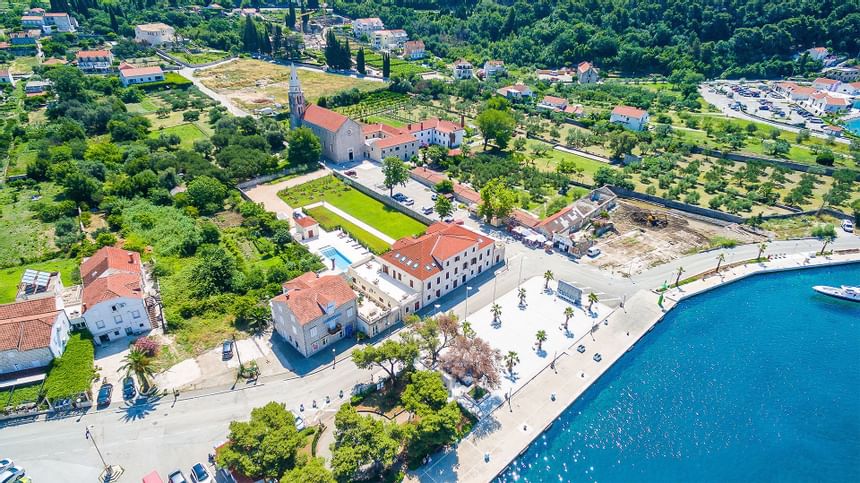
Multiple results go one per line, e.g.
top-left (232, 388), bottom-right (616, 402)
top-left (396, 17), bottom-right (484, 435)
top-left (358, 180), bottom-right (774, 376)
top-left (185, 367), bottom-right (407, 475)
top-left (302, 104), bottom-right (349, 133)
top-left (120, 66), bottom-right (164, 78)
top-left (44, 12), bottom-right (69, 17)
top-left (406, 118), bottom-right (462, 134)
top-left (372, 133), bottom-right (417, 149)
top-left (411, 166), bottom-right (447, 185)
top-left (271, 273), bottom-right (356, 325)
top-left (81, 247), bottom-right (142, 286)
top-left (295, 215), bottom-right (318, 228)
top-left (611, 105), bottom-right (648, 119)
top-left (0, 298), bottom-right (60, 352)
top-left (382, 223), bottom-right (494, 280)
top-left (362, 123), bottom-right (406, 136)
top-left (82, 273), bottom-right (144, 310)
top-left (76, 50), bottom-right (111, 58)
top-left (577, 61), bottom-right (593, 73)
top-left (541, 95), bottom-right (567, 106)
top-left (509, 209), bottom-right (540, 228)
top-left (813, 77), bottom-right (839, 85)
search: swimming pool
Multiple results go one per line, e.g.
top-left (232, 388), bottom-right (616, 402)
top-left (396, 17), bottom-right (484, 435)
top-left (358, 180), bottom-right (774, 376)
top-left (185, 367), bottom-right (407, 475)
top-left (319, 246), bottom-right (352, 271)
top-left (846, 117), bottom-right (860, 136)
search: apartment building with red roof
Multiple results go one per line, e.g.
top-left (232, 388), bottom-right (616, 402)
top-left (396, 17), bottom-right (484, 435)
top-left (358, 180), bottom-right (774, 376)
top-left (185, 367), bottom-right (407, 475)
top-left (270, 272), bottom-right (357, 357)
top-left (0, 297), bottom-right (70, 374)
top-left (610, 105), bottom-right (650, 131)
top-left (76, 50), bottom-right (114, 73)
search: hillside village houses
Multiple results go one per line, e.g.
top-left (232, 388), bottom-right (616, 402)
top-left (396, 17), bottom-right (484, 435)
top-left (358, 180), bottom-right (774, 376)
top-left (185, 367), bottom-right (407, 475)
top-left (372, 29), bottom-right (409, 51)
top-left (576, 61), bottom-right (600, 83)
top-left (453, 60), bottom-right (474, 80)
top-left (0, 70), bottom-right (15, 86)
top-left (352, 17), bottom-right (385, 39)
top-left (119, 65), bottom-right (165, 87)
top-left (537, 95), bottom-right (584, 115)
top-left (826, 66), bottom-right (860, 83)
top-left (403, 40), bottom-right (426, 60)
top-left (610, 105), bottom-right (650, 131)
top-left (482, 60), bottom-right (506, 78)
top-left (812, 77), bottom-right (841, 91)
top-left (21, 11), bottom-right (77, 33)
top-left (270, 272), bottom-right (358, 358)
top-left (806, 47), bottom-right (829, 61)
top-left (134, 22), bottom-right (176, 46)
top-left (807, 91), bottom-right (850, 114)
top-left (0, 271), bottom-right (71, 374)
top-left (80, 247), bottom-right (154, 345)
top-left (497, 83), bottom-right (533, 100)
top-left (536, 62), bottom-right (599, 83)
top-left (75, 50), bottom-right (114, 73)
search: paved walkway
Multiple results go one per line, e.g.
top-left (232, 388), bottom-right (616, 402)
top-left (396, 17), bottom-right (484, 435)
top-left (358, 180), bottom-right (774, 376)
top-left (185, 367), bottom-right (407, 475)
top-left (306, 201), bottom-right (396, 244)
top-left (408, 250), bottom-right (860, 482)
top-left (242, 169), bottom-right (330, 220)
top-left (555, 145), bottom-right (611, 163)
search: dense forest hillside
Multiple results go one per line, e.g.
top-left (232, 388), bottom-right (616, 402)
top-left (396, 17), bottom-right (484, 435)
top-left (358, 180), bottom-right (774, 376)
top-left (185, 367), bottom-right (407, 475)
top-left (334, 0), bottom-right (860, 78)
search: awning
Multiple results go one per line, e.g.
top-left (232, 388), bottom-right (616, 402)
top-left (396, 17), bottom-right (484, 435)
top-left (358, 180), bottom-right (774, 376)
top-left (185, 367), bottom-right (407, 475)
top-left (142, 471), bottom-right (164, 483)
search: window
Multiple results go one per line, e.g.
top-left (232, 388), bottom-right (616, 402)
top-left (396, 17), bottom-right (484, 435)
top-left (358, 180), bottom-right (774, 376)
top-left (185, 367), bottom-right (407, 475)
top-left (96, 320), bottom-right (105, 329)
top-left (132, 310), bottom-right (141, 319)
top-left (292, 325), bottom-right (298, 335)
top-left (114, 315), bottom-right (123, 324)
top-left (409, 280), bottom-right (413, 288)
top-left (309, 326), bottom-right (318, 338)
top-left (455, 256), bottom-right (460, 262)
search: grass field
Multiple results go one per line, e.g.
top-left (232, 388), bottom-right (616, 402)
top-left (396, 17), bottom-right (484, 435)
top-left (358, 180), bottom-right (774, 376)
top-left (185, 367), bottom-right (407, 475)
top-left (0, 184), bottom-right (61, 267)
top-left (305, 205), bottom-right (391, 254)
top-left (149, 122), bottom-right (208, 149)
top-left (279, 175), bottom-right (426, 240)
top-left (364, 114), bottom-right (407, 127)
top-left (526, 140), bottom-right (611, 184)
top-left (0, 257), bottom-right (79, 303)
top-left (170, 51), bottom-right (228, 65)
top-left (196, 59), bottom-right (386, 110)
top-left (126, 97), bottom-right (160, 114)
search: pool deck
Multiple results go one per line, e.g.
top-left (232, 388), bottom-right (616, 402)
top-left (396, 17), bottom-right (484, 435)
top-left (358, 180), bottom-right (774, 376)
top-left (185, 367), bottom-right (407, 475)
top-left (408, 250), bottom-right (860, 483)
top-left (303, 225), bottom-right (373, 275)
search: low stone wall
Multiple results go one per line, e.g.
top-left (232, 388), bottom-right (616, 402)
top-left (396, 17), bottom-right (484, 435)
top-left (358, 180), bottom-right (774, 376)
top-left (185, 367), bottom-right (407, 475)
top-left (692, 147), bottom-right (860, 181)
top-left (331, 170), bottom-right (435, 226)
top-left (607, 185), bottom-right (746, 224)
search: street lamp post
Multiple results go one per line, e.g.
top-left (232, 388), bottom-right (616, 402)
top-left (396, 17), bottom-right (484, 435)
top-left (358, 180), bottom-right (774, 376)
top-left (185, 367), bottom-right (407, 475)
top-left (332, 348), bottom-right (337, 369)
top-left (434, 303), bottom-right (441, 317)
top-left (518, 256), bottom-right (526, 288)
top-left (464, 286), bottom-right (473, 321)
top-left (85, 426), bottom-right (108, 471)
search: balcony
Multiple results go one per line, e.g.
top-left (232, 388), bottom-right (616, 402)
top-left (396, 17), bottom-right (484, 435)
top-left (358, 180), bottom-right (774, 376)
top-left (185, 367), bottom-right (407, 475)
top-left (327, 322), bottom-right (343, 335)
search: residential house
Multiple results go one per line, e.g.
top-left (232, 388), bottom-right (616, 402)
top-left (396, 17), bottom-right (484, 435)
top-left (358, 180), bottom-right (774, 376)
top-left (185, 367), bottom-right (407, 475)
top-left (294, 214), bottom-right (319, 241)
top-left (806, 47), bottom-right (828, 61)
top-left (406, 118), bottom-right (464, 148)
top-left (372, 29), bottom-right (408, 50)
top-left (496, 83), bottom-right (533, 101)
top-left (24, 80), bottom-right (50, 96)
top-left (134, 23), bottom-right (176, 46)
top-left (812, 77), bottom-right (841, 92)
top-left (576, 61), bottom-right (599, 84)
top-left (20, 15), bottom-right (44, 29)
top-left (837, 82), bottom-right (860, 96)
top-left (42, 12), bottom-right (77, 32)
top-left (352, 17), bottom-right (385, 39)
top-left (536, 67), bottom-right (575, 83)
top-left (0, 297), bottom-right (70, 374)
top-left (119, 66), bottom-right (165, 86)
top-left (483, 60), bottom-right (505, 78)
top-left (76, 50), bottom-right (114, 73)
top-left (787, 85), bottom-right (816, 101)
top-left (365, 132), bottom-right (419, 162)
top-left (372, 223), bottom-right (505, 312)
top-left (534, 187), bottom-right (617, 253)
top-left (80, 247), bottom-right (152, 345)
top-left (537, 95), bottom-right (583, 115)
top-left (453, 60), bottom-right (473, 80)
top-left (822, 125), bottom-right (844, 137)
top-left (807, 92), bottom-right (850, 113)
top-left (9, 31), bottom-right (39, 46)
top-left (826, 67), bottom-right (860, 83)
top-left (610, 105), bottom-right (649, 131)
top-left (410, 167), bottom-right (480, 206)
top-left (403, 40), bottom-right (425, 60)
top-left (0, 70), bottom-right (15, 87)
top-left (270, 272), bottom-right (357, 358)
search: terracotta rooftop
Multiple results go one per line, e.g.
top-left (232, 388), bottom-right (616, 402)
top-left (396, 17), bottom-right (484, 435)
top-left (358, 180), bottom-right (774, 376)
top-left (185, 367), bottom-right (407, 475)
top-left (577, 61), bottom-right (593, 73)
top-left (0, 298), bottom-right (60, 352)
top-left (76, 50), bottom-right (111, 58)
top-left (509, 209), bottom-right (540, 228)
top-left (82, 273), bottom-right (143, 310)
top-left (362, 123), bottom-right (406, 136)
top-left (541, 95), bottom-right (567, 106)
top-left (792, 86), bottom-right (816, 95)
top-left (381, 223), bottom-right (494, 280)
top-left (814, 77), bottom-right (839, 85)
top-left (612, 105), bottom-right (648, 119)
top-left (81, 246), bottom-right (142, 286)
top-left (295, 215), bottom-right (318, 228)
top-left (303, 104), bottom-right (350, 133)
top-left (120, 66), bottom-right (164, 77)
top-left (271, 273), bottom-right (356, 325)
top-left (372, 133), bottom-right (417, 149)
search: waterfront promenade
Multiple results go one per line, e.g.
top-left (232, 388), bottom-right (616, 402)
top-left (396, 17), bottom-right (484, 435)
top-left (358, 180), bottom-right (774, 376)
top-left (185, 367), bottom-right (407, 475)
top-left (409, 249), bottom-right (860, 483)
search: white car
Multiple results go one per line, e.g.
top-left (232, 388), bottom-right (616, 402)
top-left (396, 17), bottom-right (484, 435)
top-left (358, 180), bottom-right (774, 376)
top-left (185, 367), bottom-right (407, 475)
top-left (842, 219), bottom-right (855, 233)
top-left (0, 466), bottom-right (25, 483)
top-left (0, 461), bottom-right (11, 473)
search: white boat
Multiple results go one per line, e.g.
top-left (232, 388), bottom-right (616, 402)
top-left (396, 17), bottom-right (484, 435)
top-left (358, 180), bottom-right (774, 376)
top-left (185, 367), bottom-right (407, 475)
top-left (812, 285), bottom-right (860, 302)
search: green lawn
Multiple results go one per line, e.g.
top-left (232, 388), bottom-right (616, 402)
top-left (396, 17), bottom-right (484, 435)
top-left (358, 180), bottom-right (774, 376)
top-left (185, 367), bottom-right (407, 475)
top-left (126, 97), bottom-right (160, 114)
top-left (0, 257), bottom-right (79, 303)
top-left (527, 140), bottom-right (612, 183)
top-left (279, 175), bottom-right (427, 240)
top-left (0, 383), bottom-right (42, 409)
top-left (305, 205), bottom-right (390, 254)
top-left (364, 115), bottom-right (407, 127)
top-left (149, 122), bottom-right (208, 149)
top-left (170, 51), bottom-right (228, 65)
top-left (0, 184), bottom-right (61, 267)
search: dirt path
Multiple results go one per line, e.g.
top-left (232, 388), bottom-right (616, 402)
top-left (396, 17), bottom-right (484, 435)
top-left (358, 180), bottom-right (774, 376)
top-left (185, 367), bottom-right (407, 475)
top-left (179, 59), bottom-right (250, 117)
top-left (243, 169), bottom-right (331, 220)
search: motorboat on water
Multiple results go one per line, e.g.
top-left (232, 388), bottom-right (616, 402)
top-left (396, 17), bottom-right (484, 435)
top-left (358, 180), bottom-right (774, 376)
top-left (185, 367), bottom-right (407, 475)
top-left (812, 285), bottom-right (860, 302)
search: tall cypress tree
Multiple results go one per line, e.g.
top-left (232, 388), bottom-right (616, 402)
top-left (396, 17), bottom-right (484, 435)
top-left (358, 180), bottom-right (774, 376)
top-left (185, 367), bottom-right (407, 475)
top-left (287, 5), bottom-right (296, 30)
top-left (273, 25), bottom-right (283, 54)
top-left (382, 52), bottom-right (391, 78)
top-left (356, 47), bottom-right (366, 75)
top-left (242, 16), bottom-right (259, 52)
top-left (342, 38), bottom-right (351, 70)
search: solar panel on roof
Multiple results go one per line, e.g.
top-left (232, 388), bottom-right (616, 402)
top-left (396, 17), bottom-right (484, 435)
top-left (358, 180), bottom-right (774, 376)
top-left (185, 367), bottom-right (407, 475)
top-left (35, 271), bottom-right (50, 287)
top-left (21, 269), bottom-right (37, 284)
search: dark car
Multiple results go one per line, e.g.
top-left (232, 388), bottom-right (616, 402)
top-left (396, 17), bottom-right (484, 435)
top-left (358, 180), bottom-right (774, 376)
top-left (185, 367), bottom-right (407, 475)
top-left (96, 383), bottom-right (113, 407)
top-left (122, 376), bottom-right (136, 400)
top-left (168, 470), bottom-right (188, 483)
top-left (190, 463), bottom-right (210, 482)
top-left (222, 340), bottom-right (233, 360)
top-left (345, 170), bottom-right (357, 177)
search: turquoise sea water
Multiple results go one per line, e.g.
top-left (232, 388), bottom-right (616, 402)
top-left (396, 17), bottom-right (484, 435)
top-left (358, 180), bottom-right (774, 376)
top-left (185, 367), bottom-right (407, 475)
top-left (497, 263), bottom-right (860, 482)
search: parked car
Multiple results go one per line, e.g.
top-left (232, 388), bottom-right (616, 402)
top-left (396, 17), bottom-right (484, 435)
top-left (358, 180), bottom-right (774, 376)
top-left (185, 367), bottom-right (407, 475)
top-left (442, 215), bottom-right (454, 223)
top-left (0, 461), bottom-right (11, 473)
top-left (842, 219), bottom-right (855, 233)
top-left (421, 206), bottom-right (434, 215)
top-left (586, 246), bottom-right (601, 257)
top-left (168, 470), bottom-right (188, 483)
top-left (222, 340), bottom-right (233, 360)
top-left (0, 466), bottom-right (24, 483)
top-left (344, 170), bottom-right (357, 177)
top-left (392, 193), bottom-right (406, 201)
top-left (97, 383), bottom-right (113, 407)
top-left (190, 463), bottom-right (210, 482)
top-left (431, 193), bottom-right (438, 201)
top-left (122, 376), bottom-right (136, 400)
top-left (294, 413), bottom-right (305, 431)
top-left (402, 198), bottom-right (415, 206)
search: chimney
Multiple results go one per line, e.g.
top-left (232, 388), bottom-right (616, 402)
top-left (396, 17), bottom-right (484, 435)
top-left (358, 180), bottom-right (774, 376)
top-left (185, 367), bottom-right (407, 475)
top-left (128, 253), bottom-right (134, 264)
top-left (460, 114), bottom-right (465, 127)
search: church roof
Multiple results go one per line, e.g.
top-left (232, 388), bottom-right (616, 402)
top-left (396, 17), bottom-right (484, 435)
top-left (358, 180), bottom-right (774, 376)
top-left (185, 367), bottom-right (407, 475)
top-left (303, 104), bottom-right (350, 133)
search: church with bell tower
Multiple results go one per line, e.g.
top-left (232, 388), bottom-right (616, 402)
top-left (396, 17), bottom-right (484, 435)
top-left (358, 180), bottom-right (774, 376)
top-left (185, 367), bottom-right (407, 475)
top-left (287, 64), bottom-right (365, 164)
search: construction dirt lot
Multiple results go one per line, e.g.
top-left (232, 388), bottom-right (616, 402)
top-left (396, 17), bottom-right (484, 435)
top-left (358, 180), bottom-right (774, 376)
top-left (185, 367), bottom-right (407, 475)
top-left (195, 59), bottom-right (384, 111)
top-left (585, 200), bottom-right (766, 275)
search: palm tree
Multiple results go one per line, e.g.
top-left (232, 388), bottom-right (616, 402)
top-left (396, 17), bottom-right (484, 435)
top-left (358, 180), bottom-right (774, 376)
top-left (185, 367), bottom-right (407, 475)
top-left (535, 330), bottom-right (547, 352)
top-left (757, 242), bottom-right (768, 260)
top-left (819, 235), bottom-right (834, 255)
top-left (715, 253), bottom-right (725, 273)
top-left (587, 293), bottom-right (599, 311)
top-left (518, 287), bottom-right (527, 306)
top-left (543, 270), bottom-right (554, 290)
top-left (118, 348), bottom-right (155, 393)
top-left (491, 303), bottom-right (502, 323)
top-left (461, 321), bottom-right (476, 338)
top-left (504, 351), bottom-right (519, 375)
top-left (674, 266), bottom-right (685, 287)
top-left (563, 306), bottom-right (575, 331)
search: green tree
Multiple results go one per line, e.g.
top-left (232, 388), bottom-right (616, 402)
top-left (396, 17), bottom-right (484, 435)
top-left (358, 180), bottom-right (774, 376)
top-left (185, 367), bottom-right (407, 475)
top-left (287, 4), bottom-right (296, 30)
top-left (217, 402), bottom-right (304, 480)
top-left (491, 303), bottom-right (502, 323)
top-left (608, 131), bottom-right (637, 159)
top-left (281, 458), bottom-right (335, 483)
top-left (356, 47), bottom-right (366, 75)
top-left (563, 306), bottom-right (574, 331)
top-left (118, 348), bottom-right (155, 393)
top-left (406, 313), bottom-right (459, 367)
top-left (435, 194), bottom-right (453, 218)
top-left (477, 177), bottom-right (516, 223)
top-left (330, 404), bottom-right (402, 481)
top-left (382, 52), bottom-right (391, 78)
top-left (45, 65), bottom-right (86, 100)
top-left (535, 330), bottom-right (547, 352)
top-left (543, 270), bottom-right (554, 289)
top-left (187, 175), bottom-right (228, 215)
top-left (504, 350), bottom-right (519, 374)
top-left (382, 156), bottom-right (409, 196)
top-left (476, 109), bottom-right (515, 150)
top-left (401, 370), bottom-right (449, 414)
top-left (242, 16), bottom-right (260, 52)
top-left (812, 224), bottom-right (836, 254)
top-left (287, 127), bottom-right (322, 166)
top-left (352, 339), bottom-right (419, 382)
top-left (191, 245), bottom-right (237, 297)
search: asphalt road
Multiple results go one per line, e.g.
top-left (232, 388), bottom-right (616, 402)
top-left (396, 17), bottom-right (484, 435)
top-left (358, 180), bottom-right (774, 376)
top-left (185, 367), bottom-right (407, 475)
top-left (2, 232), bottom-right (858, 481)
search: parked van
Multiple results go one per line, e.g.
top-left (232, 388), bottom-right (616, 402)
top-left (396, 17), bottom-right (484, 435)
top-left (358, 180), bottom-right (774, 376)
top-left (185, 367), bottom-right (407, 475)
top-left (586, 246), bottom-right (601, 257)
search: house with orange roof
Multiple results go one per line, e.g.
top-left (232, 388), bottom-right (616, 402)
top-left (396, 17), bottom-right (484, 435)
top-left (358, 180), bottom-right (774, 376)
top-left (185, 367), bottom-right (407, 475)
top-left (119, 66), bottom-right (165, 86)
top-left (537, 95), bottom-right (584, 115)
top-left (610, 105), bottom-right (649, 131)
top-left (403, 40), bottom-right (425, 60)
top-left (270, 272), bottom-right (357, 357)
top-left (294, 214), bottom-right (319, 241)
top-left (807, 92), bottom-right (850, 114)
top-left (405, 118), bottom-right (465, 148)
top-left (812, 77), bottom-right (841, 92)
top-left (837, 82), bottom-right (860, 96)
top-left (577, 61), bottom-right (599, 84)
top-left (80, 247), bottom-right (153, 345)
top-left (0, 297), bottom-right (70, 374)
top-left (496, 83), bottom-right (533, 101)
top-left (76, 50), bottom-right (114, 73)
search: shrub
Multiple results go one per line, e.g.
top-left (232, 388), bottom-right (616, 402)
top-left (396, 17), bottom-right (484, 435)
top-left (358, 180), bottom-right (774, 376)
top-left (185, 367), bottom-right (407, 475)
top-left (133, 336), bottom-right (161, 357)
top-left (44, 333), bottom-right (95, 401)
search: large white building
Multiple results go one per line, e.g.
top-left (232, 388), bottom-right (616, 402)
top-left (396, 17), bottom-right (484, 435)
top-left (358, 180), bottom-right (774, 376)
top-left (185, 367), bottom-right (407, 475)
top-left (76, 50), bottom-right (114, 73)
top-left (134, 22), bottom-right (176, 46)
top-left (610, 105), bottom-right (649, 131)
top-left (453, 60), bottom-right (473, 80)
top-left (372, 29), bottom-right (408, 50)
top-left (270, 272), bottom-right (357, 357)
top-left (80, 247), bottom-right (152, 345)
top-left (352, 17), bottom-right (385, 39)
top-left (406, 118), bottom-right (464, 148)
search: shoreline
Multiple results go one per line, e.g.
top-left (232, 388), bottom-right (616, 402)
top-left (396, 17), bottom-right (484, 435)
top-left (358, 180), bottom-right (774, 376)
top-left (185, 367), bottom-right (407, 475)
top-left (409, 251), bottom-right (860, 483)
